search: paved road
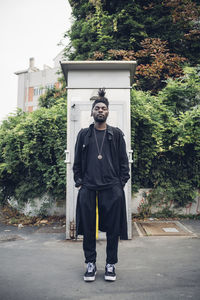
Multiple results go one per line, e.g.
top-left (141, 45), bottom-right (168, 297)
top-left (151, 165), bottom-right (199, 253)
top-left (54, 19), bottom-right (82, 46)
top-left (0, 220), bottom-right (200, 300)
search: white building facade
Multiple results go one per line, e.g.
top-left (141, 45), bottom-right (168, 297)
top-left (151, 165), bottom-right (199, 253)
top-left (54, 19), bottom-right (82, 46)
top-left (15, 51), bottom-right (64, 112)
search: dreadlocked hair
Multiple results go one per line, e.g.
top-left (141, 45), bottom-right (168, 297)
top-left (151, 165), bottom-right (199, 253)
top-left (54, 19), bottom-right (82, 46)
top-left (98, 88), bottom-right (106, 98)
top-left (91, 88), bottom-right (109, 110)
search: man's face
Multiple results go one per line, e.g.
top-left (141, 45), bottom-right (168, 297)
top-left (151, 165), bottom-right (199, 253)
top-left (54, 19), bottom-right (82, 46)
top-left (92, 102), bottom-right (109, 123)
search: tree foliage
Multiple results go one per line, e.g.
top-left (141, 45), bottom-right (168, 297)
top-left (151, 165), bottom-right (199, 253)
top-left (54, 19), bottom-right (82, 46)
top-left (0, 87), bottom-right (67, 206)
top-left (66, 0), bottom-right (200, 64)
top-left (65, 0), bottom-right (200, 92)
top-left (131, 66), bottom-right (200, 207)
top-left (93, 38), bottom-right (187, 92)
top-left (142, 0), bottom-right (200, 65)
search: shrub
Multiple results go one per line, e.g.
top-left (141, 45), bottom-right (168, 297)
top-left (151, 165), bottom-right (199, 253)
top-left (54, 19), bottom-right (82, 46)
top-left (131, 66), bottom-right (200, 207)
top-left (0, 97), bottom-right (67, 206)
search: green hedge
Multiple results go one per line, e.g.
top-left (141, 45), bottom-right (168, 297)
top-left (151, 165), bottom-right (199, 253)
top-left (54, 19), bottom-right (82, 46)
top-left (0, 97), bottom-right (67, 206)
top-left (0, 67), bottom-right (199, 209)
top-left (131, 66), bottom-right (200, 208)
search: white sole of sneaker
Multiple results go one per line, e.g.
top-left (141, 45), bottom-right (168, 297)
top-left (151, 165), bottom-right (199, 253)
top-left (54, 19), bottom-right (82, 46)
top-left (104, 275), bottom-right (116, 281)
top-left (84, 271), bottom-right (97, 282)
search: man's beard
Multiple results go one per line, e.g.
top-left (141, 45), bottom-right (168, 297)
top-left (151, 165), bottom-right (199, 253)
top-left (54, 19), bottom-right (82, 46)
top-left (94, 114), bottom-right (108, 123)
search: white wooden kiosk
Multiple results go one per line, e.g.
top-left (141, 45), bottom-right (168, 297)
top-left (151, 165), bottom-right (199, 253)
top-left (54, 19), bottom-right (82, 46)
top-left (60, 61), bottom-right (137, 239)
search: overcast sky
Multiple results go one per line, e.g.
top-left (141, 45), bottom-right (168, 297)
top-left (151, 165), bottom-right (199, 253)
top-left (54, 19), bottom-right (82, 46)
top-left (0, 0), bottom-right (72, 122)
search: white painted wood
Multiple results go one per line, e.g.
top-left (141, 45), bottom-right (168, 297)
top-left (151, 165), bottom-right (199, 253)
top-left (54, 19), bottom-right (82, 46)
top-left (61, 61), bottom-right (137, 240)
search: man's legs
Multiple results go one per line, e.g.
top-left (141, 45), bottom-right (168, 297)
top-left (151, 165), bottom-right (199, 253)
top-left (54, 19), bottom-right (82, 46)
top-left (83, 230), bottom-right (96, 263)
top-left (78, 187), bottom-right (97, 281)
top-left (105, 231), bottom-right (119, 281)
top-left (99, 185), bottom-right (123, 264)
top-left (78, 187), bottom-right (97, 263)
top-left (106, 233), bottom-right (119, 264)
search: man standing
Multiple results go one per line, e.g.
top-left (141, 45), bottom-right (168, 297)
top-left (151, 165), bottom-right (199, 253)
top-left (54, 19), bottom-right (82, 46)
top-left (73, 89), bottom-right (130, 282)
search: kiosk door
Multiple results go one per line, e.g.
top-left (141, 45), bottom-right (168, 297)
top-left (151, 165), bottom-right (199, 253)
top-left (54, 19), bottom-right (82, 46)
top-left (66, 100), bottom-right (132, 239)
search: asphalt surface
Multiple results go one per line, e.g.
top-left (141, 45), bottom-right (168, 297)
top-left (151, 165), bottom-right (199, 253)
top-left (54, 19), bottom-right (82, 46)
top-left (0, 220), bottom-right (200, 300)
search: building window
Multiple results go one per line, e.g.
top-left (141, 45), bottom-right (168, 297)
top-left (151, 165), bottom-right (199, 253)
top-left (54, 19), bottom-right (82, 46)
top-left (34, 87), bottom-right (43, 96)
top-left (33, 84), bottom-right (55, 97)
top-left (45, 84), bottom-right (55, 90)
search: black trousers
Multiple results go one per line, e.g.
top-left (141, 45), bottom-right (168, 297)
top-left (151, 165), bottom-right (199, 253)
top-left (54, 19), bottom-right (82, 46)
top-left (83, 231), bottom-right (119, 264)
top-left (78, 185), bottom-right (124, 264)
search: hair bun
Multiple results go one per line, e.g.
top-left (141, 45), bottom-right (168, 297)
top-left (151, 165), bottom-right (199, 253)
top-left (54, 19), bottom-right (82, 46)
top-left (98, 88), bottom-right (106, 98)
top-left (91, 88), bottom-right (109, 110)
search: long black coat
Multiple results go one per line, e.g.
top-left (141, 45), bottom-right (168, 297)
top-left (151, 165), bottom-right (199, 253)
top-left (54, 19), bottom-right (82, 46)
top-left (73, 123), bottom-right (130, 240)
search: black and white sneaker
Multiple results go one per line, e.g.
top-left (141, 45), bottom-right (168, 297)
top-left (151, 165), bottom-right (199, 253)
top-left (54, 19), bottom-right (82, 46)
top-left (84, 262), bottom-right (97, 282)
top-left (104, 264), bottom-right (116, 281)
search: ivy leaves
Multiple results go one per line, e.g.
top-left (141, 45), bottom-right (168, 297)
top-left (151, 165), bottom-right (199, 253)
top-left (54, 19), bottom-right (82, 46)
top-left (131, 66), bottom-right (200, 207)
top-left (0, 95), bottom-right (67, 206)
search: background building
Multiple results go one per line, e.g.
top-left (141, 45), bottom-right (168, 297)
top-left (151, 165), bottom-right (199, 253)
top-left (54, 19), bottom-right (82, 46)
top-left (15, 51), bottom-right (64, 112)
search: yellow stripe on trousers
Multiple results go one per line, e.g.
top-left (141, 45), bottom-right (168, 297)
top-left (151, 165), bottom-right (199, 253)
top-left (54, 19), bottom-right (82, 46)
top-left (96, 192), bottom-right (99, 240)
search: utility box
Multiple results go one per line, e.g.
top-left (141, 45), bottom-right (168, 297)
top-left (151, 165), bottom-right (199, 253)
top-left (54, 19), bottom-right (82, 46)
top-left (60, 61), bottom-right (137, 239)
